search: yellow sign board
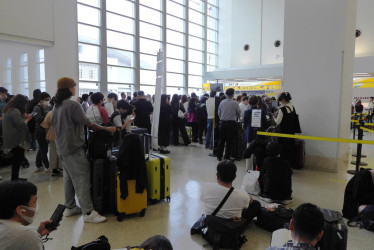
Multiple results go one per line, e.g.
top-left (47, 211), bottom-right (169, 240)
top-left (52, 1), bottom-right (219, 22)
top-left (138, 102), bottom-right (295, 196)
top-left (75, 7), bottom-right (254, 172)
top-left (353, 78), bottom-right (374, 88)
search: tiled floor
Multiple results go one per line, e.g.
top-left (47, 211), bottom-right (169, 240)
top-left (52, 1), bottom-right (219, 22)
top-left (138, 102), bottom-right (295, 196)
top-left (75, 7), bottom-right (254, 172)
top-left (1, 132), bottom-right (374, 249)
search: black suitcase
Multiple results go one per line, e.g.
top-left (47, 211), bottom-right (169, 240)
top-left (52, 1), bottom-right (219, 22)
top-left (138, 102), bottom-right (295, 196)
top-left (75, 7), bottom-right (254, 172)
top-left (316, 209), bottom-right (348, 250)
top-left (295, 139), bottom-right (305, 169)
top-left (256, 206), bottom-right (294, 232)
top-left (91, 156), bottom-right (117, 213)
top-left (87, 130), bottom-right (114, 160)
top-left (131, 127), bottom-right (150, 154)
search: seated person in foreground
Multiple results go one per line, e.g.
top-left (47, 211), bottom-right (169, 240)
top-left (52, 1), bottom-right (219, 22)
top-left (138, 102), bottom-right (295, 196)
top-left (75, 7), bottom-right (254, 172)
top-left (266, 203), bottom-right (324, 250)
top-left (260, 142), bottom-right (293, 204)
top-left (86, 92), bottom-right (109, 125)
top-left (201, 160), bottom-right (261, 222)
top-left (110, 99), bottom-right (135, 134)
top-left (0, 180), bottom-right (58, 250)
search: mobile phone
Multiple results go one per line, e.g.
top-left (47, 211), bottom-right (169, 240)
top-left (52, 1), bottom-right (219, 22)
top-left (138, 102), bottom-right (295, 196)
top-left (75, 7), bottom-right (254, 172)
top-left (45, 204), bottom-right (66, 231)
top-left (28, 112), bottom-right (36, 116)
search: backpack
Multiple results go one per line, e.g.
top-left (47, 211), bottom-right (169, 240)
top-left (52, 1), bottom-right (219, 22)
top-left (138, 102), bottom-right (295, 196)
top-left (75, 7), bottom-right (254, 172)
top-left (71, 235), bottom-right (110, 250)
top-left (279, 106), bottom-right (301, 134)
top-left (256, 205), bottom-right (294, 232)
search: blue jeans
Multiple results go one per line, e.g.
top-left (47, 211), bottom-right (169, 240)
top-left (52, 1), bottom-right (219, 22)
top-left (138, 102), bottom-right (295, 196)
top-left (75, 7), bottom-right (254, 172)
top-left (205, 119), bottom-right (214, 149)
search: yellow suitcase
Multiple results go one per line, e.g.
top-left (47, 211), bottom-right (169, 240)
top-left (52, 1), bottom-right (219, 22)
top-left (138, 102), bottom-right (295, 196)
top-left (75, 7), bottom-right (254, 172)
top-left (146, 153), bottom-right (171, 203)
top-left (116, 175), bottom-right (147, 221)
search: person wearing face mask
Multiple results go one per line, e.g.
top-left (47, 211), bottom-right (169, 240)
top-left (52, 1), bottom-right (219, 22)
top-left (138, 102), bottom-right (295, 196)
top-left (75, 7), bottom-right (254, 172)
top-left (0, 180), bottom-right (58, 250)
top-left (110, 99), bottom-right (136, 135)
top-left (104, 93), bottom-right (118, 117)
top-left (33, 92), bottom-right (51, 173)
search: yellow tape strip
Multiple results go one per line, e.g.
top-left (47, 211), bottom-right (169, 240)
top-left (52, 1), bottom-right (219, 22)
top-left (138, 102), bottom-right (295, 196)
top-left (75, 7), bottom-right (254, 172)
top-left (351, 120), bottom-right (359, 123)
top-left (329, 179), bottom-right (348, 184)
top-left (257, 131), bottom-right (374, 145)
top-left (360, 126), bottom-right (374, 134)
top-left (364, 123), bottom-right (374, 126)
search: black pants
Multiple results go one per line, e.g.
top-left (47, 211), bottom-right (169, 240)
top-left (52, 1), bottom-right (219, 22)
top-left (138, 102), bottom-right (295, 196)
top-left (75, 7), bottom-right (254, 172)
top-left (278, 137), bottom-right (296, 169)
top-left (11, 146), bottom-right (25, 180)
top-left (217, 121), bottom-right (237, 159)
top-left (35, 129), bottom-right (49, 168)
top-left (172, 118), bottom-right (190, 145)
top-left (198, 119), bottom-right (207, 142)
top-left (189, 122), bottom-right (199, 142)
top-left (242, 200), bottom-right (261, 222)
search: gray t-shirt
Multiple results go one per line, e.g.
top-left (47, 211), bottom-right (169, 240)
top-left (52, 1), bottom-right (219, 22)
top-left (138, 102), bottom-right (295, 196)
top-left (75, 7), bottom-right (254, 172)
top-left (0, 219), bottom-right (44, 250)
top-left (218, 98), bottom-right (241, 121)
top-left (52, 99), bottom-right (90, 156)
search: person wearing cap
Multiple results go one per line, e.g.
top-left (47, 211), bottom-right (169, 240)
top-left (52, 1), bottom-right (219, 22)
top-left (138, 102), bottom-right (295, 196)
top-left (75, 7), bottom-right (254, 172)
top-left (52, 77), bottom-right (116, 224)
top-left (259, 142), bottom-right (293, 204)
top-left (216, 88), bottom-right (241, 161)
top-left (110, 99), bottom-right (135, 134)
top-left (33, 92), bottom-right (51, 173)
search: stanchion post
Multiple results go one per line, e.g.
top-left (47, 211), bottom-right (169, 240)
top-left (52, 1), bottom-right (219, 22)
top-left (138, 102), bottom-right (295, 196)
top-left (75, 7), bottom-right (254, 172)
top-left (348, 119), bottom-right (368, 175)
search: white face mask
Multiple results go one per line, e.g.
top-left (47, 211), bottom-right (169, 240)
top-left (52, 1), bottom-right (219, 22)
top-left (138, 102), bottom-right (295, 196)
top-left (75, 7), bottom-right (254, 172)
top-left (43, 101), bottom-right (49, 106)
top-left (21, 204), bottom-right (38, 224)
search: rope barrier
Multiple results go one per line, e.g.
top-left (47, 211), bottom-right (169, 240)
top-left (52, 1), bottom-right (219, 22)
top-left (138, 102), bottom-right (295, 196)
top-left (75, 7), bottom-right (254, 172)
top-left (360, 126), bottom-right (374, 134)
top-left (257, 131), bottom-right (374, 145)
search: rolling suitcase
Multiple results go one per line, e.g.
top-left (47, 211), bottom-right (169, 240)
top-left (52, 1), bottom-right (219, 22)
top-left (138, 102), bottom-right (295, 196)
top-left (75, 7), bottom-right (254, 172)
top-left (116, 176), bottom-right (147, 221)
top-left (91, 156), bottom-right (117, 213)
top-left (131, 127), bottom-right (150, 154)
top-left (295, 139), bottom-right (305, 169)
top-left (146, 153), bottom-right (171, 203)
top-left (316, 209), bottom-right (348, 250)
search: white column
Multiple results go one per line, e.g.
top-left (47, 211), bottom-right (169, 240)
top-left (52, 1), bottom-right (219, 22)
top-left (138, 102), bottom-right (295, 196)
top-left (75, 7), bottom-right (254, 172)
top-left (44, 0), bottom-right (79, 97)
top-left (283, 0), bottom-right (357, 172)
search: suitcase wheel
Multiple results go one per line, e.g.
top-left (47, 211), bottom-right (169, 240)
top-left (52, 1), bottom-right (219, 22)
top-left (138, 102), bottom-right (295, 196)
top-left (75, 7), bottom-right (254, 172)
top-left (166, 196), bottom-right (170, 202)
top-left (139, 209), bottom-right (146, 217)
top-left (117, 213), bottom-right (125, 222)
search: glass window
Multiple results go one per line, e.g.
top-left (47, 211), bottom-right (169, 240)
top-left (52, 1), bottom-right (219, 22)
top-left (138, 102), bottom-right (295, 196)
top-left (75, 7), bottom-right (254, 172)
top-left (140, 70), bottom-right (157, 85)
top-left (188, 49), bottom-right (203, 63)
top-left (207, 41), bottom-right (217, 54)
top-left (188, 75), bottom-right (202, 88)
top-left (139, 0), bottom-right (161, 11)
top-left (140, 54), bottom-right (157, 70)
top-left (166, 73), bottom-right (184, 87)
top-left (206, 64), bottom-right (216, 72)
top-left (79, 63), bottom-right (100, 81)
top-left (79, 44), bottom-right (100, 63)
top-left (19, 83), bottom-right (29, 96)
top-left (189, 0), bottom-right (204, 12)
top-left (167, 87), bottom-right (184, 95)
top-left (78, 24), bottom-right (100, 44)
top-left (6, 58), bottom-right (11, 68)
top-left (166, 58), bottom-right (184, 73)
top-left (189, 36), bottom-right (203, 50)
top-left (140, 38), bottom-right (161, 55)
top-left (167, 15), bottom-right (185, 32)
top-left (208, 0), bottom-right (218, 6)
top-left (188, 62), bottom-right (203, 75)
top-left (188, 87), bottom-right (202, 96)
top-left (107, 13), bottom-right (134, 34)
top-left (108, 83), bottom-right (132, 94)
top-left (38, 64), bottom-right (46, 81)
top-left (79, 82), bottom-right (99, 96)
top-left (140, 5), bottom-right (161, 26)
top-left (37, 50), bottom-right (44, 62)
top-left (20, 53), bottom-right (28, 65)
top-left (5, 69), bottom-right (11, 83)
top-left (107, 48), bottom-right (134, 67)
top-left (189, 23), bottom-right (203, 38)
top-left (189, 9), bottom-right (203, 25)
top-left (140, 22), bottom-right (161, 40)
top-left (107, 0), bottom-right (134, 17)
top-left (78, 4), bottom-right (100, 26)
top-left (78, 0), bottom-right (100, 8)
top-left (19, 66), bottom-right (28, 82)
top-left (207, 53), bottom-right (216, 65)
top-left (166, 44), bottom-right (185, 60)
top-left (167, 29), bottom-right (185, 46)
top-left (207, 4), bottom-right (218, 18)
top-left (139, 85), bottom-right (156, 95)
top-left (108, 66), bottom-right (134, 83)
top-left (167, 1), bottom-right (185, 17)
top-left (107, 31), bottom-right (134, 50)
top-left (169, 0), bottom-right (185, 5)
top-left (207, 29), bottom-right (217, 42)
top-left (207, 17), bottom-right (217, 30)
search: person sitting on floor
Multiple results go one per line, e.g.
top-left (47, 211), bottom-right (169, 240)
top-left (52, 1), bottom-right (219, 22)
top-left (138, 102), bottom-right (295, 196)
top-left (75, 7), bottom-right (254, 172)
top-left (266, 203), bottom-right (324, 250)
top-left (201, 160), bottom-right (261, 222)
top-left (0, 180), bottom-right (59, 250)
top-left (260, 142), bottom-right (293, 204)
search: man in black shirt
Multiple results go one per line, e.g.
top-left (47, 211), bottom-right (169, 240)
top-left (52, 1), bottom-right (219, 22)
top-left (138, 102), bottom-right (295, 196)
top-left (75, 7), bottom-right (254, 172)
top-left (133, 91), bottom-right (154, 133)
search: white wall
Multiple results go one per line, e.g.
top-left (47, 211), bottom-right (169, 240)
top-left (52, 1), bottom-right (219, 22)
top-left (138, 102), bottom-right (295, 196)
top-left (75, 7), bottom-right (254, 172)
top-left (0, 0), bottom-right (54, 44)
top-left (355, 0), bottom-right (374, 57)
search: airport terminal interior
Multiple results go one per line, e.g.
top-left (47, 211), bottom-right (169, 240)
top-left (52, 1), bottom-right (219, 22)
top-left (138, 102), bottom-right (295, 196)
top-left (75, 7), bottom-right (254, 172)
top-left (1, 0), bottom-right (374, 249)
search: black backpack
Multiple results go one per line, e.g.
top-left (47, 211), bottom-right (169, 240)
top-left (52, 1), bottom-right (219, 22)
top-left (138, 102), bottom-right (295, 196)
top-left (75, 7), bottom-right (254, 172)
top-left (279, 106), bottom-right (301, 134)
top-left (71, 235), bottom-right (110, 250)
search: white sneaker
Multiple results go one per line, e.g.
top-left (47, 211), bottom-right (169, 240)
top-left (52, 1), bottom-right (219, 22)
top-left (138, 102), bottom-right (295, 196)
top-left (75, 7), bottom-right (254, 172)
top-left (64, 206), bottom-right (82, 217)
top-left (84, 210), bottom-right (107, 223)
top-left (34, 167), bottom-right (45, 173)
top-left (260, 196), bottom-right (274, 203)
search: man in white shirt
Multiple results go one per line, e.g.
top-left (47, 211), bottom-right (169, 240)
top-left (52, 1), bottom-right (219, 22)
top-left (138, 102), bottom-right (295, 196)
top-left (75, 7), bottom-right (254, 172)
top-left (239, 96), bottom-right (249, 121)
top-left (104, 93), bottom-right (118, 117)
top-left (201, 160), bottom-right (261, 221)
top-left (205, 91), bottom-right (216, 149)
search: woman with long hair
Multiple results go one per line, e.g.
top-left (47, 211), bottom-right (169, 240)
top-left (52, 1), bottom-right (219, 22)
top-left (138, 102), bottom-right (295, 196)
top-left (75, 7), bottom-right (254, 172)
top-left (158, 94), bottom-right (173, 154)
top-left (2, 95), bottom-right (33, 180)
top-left (187, 97), bottom-right (199, 142)
top-left (170, 94), bottom-right (190, 146)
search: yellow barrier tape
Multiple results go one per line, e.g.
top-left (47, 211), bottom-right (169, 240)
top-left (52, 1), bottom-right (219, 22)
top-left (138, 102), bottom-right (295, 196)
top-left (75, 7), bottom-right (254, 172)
top-left (329, 179), bottom-right (348, 184)
top-left (364, 123), bottom-right (374, 126)
top-left (351, 120), bottom-right (359, 123)
top-left (257, 131), bottom-right (374, 145)
top-left (360, 126), bottom-right (374, 134)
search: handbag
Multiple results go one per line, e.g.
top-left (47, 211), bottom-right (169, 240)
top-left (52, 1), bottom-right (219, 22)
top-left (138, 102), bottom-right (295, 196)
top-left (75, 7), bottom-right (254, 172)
top-left (242, 170), bottom-right (261, 195)
top-left (178, 109), bottom-right (185, 119)
top-left (190, 187), bottom-right (234, 235)
top-left (256, 205), bottom-right (294, 232)
top-left (186, 112), bottom-right (197, 123)
top-left (71, 235), bottom-right (110, 250)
